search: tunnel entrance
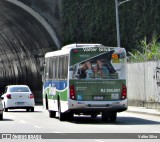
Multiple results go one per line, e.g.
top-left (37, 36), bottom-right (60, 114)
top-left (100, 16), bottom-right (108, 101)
top-left (0, 0), bottom-right (57, 103)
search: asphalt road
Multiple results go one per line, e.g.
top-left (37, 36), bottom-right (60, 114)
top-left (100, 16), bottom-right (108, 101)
top-left (0, 106), bottom-right (160, 142)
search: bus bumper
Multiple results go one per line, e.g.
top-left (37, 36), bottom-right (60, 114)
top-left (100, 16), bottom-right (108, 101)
top-left (68, 99), bottom-right (128, 113)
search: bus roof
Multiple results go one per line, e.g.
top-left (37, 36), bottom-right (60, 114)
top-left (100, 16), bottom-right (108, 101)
top-left (45, 43), bottom-right (123, 58)
top-left (61, 43), bottom-right (102, 50)
top-left (45, 43), bottom-right (101, 58)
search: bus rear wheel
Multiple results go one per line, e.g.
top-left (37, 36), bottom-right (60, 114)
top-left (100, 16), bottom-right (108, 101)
top-left (91, 114), bottom-right (98, 118)
top-left (66, 112), bottom-right (74, 121)
top-left (102, 112), bottom-right (109, 121)
top-left (109, 112), bottom-right (117, 122)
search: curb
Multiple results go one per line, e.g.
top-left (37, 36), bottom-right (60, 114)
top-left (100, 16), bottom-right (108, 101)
top-left (127, 107), bottom-right (160, 116)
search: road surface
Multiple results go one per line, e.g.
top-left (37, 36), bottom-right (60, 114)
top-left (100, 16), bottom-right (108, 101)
top-left (0, 105), bottom-right (160, 142)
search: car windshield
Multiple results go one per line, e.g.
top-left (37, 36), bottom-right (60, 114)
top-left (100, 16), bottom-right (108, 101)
top-left (9, 87), bottom-right (30, 92)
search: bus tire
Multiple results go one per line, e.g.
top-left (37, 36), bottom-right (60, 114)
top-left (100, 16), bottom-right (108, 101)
top-left (109, 112), bottom-right (117, 122)
top-left (66, 112), bottom-right (74, 121)
top-left (91, 114), bottom-right (97, 118)
top-left (102, 112), bottom-right (109, 121)
top-left (49, 110), bottom-right (56, 118)
top-left (26, 108), bottom-right (30, 112)
top-left (58, 101), bottom-right (65, 121)
top-left (31, 107), bottom-right (34, 112)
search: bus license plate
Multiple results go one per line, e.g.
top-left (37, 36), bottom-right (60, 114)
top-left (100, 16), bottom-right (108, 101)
top-left (111, 93), bottom-right (119, 99)
top-left (16, 102), bottom-right (24, 105)
top-left (93, 96), bottom-right (104, 100)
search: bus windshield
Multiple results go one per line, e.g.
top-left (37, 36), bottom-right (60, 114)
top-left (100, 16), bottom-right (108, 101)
top-left (69, 46), bottom-right (126, 80)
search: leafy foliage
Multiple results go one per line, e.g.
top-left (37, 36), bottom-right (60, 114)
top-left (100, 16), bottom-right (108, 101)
top-left (128, 35), bottom-right (160, 62)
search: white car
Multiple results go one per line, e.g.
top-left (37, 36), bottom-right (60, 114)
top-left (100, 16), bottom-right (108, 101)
top-left (1, 85), bottom-right (35, 112)
top-left (0, 98), bottom-right (3, 120)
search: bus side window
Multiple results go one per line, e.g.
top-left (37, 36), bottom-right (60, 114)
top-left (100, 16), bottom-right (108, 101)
top-left (62, 56), bottom-right (65, 79)
top-left (49, 58), bottom-right (53, 79)
top-left (55, 57), bottom-right (59, 80)
top-left (52, 57), bottom-right (56, 80)
top-left (64, 56), bottom-right (68, 79)
top-left (59, 56), bottom-right (63, 80)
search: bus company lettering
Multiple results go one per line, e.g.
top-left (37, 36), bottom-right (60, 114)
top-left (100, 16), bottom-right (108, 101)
top-left (99, 47), bottom-right (110, 52)
top-left (83, 46), bottom-right (109, 52)
top-left (101, 89), bottom-right (120, 93)
top-left (83, 47), bottom-right (97, 52)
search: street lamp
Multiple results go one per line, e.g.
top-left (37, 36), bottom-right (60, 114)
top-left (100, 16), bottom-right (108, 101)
top-left (115, 0), bottom-right (131, 47)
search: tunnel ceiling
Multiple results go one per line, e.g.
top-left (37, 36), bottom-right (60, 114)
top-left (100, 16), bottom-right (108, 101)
top-left (0, 0), bottom-right (56, 91)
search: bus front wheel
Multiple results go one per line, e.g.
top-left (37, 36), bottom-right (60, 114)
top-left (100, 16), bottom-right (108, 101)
top-left (45, 95), bottom-right (48, 110)
top-left (49, 110), bottom-right (56, 118)
top-left (58, 101), bottom-right (66, 121)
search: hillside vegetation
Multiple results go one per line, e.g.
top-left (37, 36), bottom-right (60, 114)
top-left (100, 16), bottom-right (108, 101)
top-left (61, 0), bottom-right (160, 55)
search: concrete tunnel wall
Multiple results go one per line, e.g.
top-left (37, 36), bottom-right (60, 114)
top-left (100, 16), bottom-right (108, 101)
top-left (0, 0), bottom-right (61, 102)
top-left (18, 0), bottom-right (62, 44)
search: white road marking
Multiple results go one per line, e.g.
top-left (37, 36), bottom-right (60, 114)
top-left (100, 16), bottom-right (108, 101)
top-left (34, 126), bottom-right (41, 128)
top-left (20, 120), bottom-right (26, 123)
top-left (54, 131), bottom-right (61, 133)
top-left (152, 131), bottom-right (160, 133)
top-left (95, 140), bottom-right (105, 142)
top-left (3, 113), bottom-right (15, 118)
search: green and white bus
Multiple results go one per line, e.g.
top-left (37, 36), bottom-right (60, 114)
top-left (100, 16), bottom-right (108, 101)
top-left (42, 44), bottom-right (127, 121)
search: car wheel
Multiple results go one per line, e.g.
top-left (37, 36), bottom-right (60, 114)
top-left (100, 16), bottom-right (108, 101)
top-left (4, 108), bottom-right (8, 112)
top-left (0, 113), bottom-right (3, 120)
top-left (4, 103), bottom-right (8, 112)
top-left (26, 108), bottom-right (30, 112)
top-left (31, 107), bottom-right (34, 112)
